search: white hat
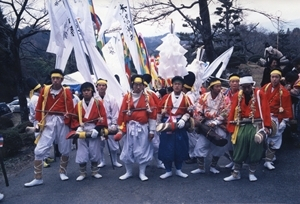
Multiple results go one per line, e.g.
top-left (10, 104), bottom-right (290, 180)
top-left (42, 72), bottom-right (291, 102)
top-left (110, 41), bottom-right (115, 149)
top-left (239, 76), bottom-right (255, 85)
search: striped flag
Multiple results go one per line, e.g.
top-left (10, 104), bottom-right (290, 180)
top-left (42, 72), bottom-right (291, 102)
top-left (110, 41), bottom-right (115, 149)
top-left (88, 0), bottom-right (101, 32)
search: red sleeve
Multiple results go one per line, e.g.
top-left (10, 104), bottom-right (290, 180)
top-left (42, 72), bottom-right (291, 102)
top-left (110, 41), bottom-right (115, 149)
top-left (65, 88), bottom-right (74, 114)
top-left (71, 104), bottom-right (80, 129)
top-left (279, 88), bottom-right (293, 120)
top-left (226, 92), bottom-right (238, 133)
top-left (158, 94), bottom-right (170, 114)
top-left (64, 88), bottom-right (74, 126)
top-left (259, 90), bottom-right (271, 127)
top-left (148, 95), bottom-right (157, 120)
top-left (35, 87), bottom-right (45, 122)
top-left (96, 100), bottom-right (108, 128)
top-left (117, 95), bottom-right (128, 132)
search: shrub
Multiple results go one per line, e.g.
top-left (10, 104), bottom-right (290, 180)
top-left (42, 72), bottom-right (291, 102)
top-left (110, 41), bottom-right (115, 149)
top-left (0, 121), bottom-right (34, 157)
top-left (0, 117), bottom-right (14, 130)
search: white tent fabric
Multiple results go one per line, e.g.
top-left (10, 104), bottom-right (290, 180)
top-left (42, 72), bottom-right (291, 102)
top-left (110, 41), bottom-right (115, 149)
top-left (63, 71), bottom-right (96, 85)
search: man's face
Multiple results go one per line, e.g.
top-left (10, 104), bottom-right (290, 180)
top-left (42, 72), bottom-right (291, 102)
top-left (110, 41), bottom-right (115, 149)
top-left (270, 74), bottom-right (280, 87)
top-left (172, 81), bottom-right (183, 93)
top-left (82, 88), bottom-right (93, 100)
top-left (132, 82), bottom-right (143, 93)
top-left (51, 77), bottom-right (63, 86)
top-left (241, 84), bottom-right (253, 95)
top-left (211, 84), bottom-right (222, 95)
top-left (270, 60), bottom-right (278, 69)
top-left (229, 79), bottom-right (239, 91)
top-left (97, 83), bottom-right (107, 95)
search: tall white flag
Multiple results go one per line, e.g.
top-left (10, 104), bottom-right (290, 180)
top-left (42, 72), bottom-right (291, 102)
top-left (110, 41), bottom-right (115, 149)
top-left (102, 33), bottom-right (130, 93)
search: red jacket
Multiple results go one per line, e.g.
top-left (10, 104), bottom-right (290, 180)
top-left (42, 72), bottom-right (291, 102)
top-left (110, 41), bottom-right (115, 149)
top-left (227, 88), bottom-right (271, 133)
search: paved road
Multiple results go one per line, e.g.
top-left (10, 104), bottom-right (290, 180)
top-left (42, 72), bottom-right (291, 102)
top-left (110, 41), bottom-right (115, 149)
top-left (1, 136), bottom-right (299, 204)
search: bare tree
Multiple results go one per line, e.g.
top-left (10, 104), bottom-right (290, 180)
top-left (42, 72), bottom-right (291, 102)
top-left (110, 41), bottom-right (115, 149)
top-left (132, 0), bottom-right (286, 63)
top-left (0, 0), bottom-right (48, 122)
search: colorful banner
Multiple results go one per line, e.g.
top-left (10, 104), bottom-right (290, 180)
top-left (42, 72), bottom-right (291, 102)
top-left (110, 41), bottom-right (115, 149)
top-left (88, 0), bottom-right (101, 32)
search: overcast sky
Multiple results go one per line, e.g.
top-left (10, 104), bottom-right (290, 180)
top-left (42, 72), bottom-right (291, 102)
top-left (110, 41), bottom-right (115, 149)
top-left (93, 0), bottom-right (300, 36)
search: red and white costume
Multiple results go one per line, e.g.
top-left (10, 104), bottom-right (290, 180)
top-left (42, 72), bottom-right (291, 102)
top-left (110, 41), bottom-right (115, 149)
top-left (72, 97), bottom-right (108, 163)
top-left (35, 86), bottom-right (74, 159)
top-left (117, 91), bottom-right (157, 164)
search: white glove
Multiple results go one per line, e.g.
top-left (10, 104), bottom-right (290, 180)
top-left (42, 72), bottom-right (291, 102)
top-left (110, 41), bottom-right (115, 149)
top-left (91, 129), bottom-right (99, 138)
top-left (76, 126), bottom-right (83, 132)
top-left (177, 119), bottom-right (185, 129)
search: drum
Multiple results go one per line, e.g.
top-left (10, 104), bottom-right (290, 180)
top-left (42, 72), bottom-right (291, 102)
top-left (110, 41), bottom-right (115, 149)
top-left (195, 122), bottom-right (228, 147)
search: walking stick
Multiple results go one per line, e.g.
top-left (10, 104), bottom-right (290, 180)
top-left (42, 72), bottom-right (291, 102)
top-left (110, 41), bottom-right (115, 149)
top-left (106, 139), bottom-right (115, 170)
top-left (118, 141), bottom-right (122, 155)
top-left (0, 135), bottom-right (9, 186)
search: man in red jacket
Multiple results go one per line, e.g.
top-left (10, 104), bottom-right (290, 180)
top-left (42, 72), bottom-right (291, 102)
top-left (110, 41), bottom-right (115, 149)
top-left (224, 75), bottom-right (271, 182)
top-left (25, 69), bottom-right (74, 187)
top-left (114, 75), bottom-right (157, 181)
top-left (72, 82), bottom-right (108, 181)
top-left (261, 69), bottom-right (293, 170)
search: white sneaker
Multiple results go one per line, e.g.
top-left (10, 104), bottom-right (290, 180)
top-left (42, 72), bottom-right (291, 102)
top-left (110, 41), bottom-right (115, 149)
top-left (210, 167), bottom-right (220, 174)
top-left (119, 172), bottom-right (132, 180)
top-left (264, 161), bottom-right (275, 170)
top-left (272, 155), bottom-right (277, 162)
top-left (0, 193), bottom-right (3, 201)
top-left (113, 161), bottom-right (123, 168)
top-left (24, 179), bottom-right (43, 187)
top-left (249, 174), bottom-right (257, 182)
top-left (76, 175), bottom-right (86, 181)
top-left (60, 173), bottom-right (69, 181)
top-left (92, 173), bottom-right (102, 179)
top-left (139, 173), bottom-right (148, 181)
top-left (175, 170), bottom-right (188, 178)
top-left (97, 161), bottom-right (106, 168)
top-left (160, 171), bottom-right (172, 179)
top-left (224, 174), bottom-right (241, 181)
top-left (191, 168), bottom-right (205, 174)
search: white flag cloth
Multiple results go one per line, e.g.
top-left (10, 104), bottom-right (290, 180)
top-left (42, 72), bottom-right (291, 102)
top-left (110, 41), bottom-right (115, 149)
top-left (46, 0), bottom-right (125, 105)
top-left (86, 43), bottom-right (125, 106)
top-left (202, 46), bottom-right (234, 81)
top-left (102, 34), bottom-right (130, 93)
top-left (46, 0), bottom-right (93, 83)
top-left (99, 0), bottom-right (142, 74)
top-left (46, 0), bottom-right (70, 70)
top-left (186, 55), bottom-right (206, 103)
top-left (156, 34), bottom-right (188, 79)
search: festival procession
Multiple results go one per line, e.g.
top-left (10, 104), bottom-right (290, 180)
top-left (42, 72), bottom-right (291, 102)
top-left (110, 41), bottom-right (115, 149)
top-left (0, 0), bottom-right (300, 203)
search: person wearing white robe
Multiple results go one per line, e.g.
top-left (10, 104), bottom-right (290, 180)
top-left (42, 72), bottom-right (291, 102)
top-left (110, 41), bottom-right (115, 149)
top-left (95, 78), bottom-right (122, 168)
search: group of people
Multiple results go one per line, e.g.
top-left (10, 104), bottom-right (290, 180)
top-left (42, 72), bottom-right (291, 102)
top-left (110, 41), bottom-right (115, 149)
top-left (21, 58), bottom-right (300, 188)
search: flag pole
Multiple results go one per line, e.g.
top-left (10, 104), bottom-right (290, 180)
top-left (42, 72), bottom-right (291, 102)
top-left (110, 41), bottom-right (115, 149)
top-left (63, 0), bottom-right (99, 80)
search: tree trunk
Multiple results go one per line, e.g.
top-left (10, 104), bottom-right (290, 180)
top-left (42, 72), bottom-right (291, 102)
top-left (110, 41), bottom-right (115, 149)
top-left (199, 0), bottom-right (215, 62)
top-left (11, 40), bottom-right (29, 123)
